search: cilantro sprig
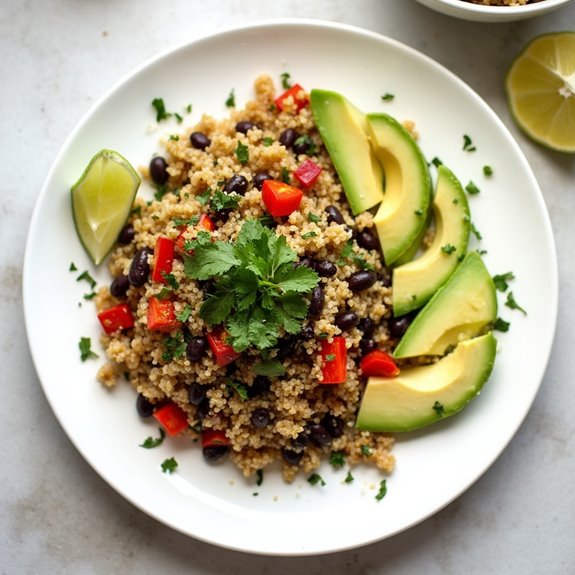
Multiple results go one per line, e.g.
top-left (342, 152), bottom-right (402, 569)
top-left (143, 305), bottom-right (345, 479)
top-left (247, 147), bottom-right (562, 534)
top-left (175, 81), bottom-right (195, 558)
top-left (184, 220), bottom-right (319, 351)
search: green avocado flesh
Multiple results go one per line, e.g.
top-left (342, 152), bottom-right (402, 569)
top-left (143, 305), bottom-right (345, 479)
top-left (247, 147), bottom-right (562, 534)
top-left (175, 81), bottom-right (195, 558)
top-left (367, 113), bottom-right (432, 266)
top-left (356, 332), bottom-right (497, 432)
top-left (394, 252), bottom-right (497, 358)
top-left (392, 165), bottom-right (470, 317)
top-left (310, 90), bottom-right (384, 214)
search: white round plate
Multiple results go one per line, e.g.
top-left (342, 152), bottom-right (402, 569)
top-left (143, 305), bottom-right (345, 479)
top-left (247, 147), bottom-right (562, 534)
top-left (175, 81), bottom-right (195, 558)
top-left (23, 20), bottom-right (557, 555)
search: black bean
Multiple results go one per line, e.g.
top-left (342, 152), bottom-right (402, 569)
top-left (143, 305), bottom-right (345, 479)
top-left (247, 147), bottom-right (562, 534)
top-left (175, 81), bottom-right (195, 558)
top-left (347, 270), bottom-right (377, 292)
top-left (197, 397), bottom-right (211, 421)
top-left (251, 408), bottom-right (270, 429)
top-left (149, 156), bottom-right (169, 186)
top-left (117, 223), bottom-right (135, 245)
top-left (110, 274), bottom-right (130, 298)
top-left (247, 376), bottom-right (271, 398)
top-left (276, 336), bottom-right (297, 360)
top-left (281, 448), bottom-right (304, 466)
top-left (128, 246), bottom-right (153, 287)
top-left (358, 317), bottom-right (376, 337)
top-left (322, 414), bottom-right (344, 438)
top-left (235, 120), bottom-right (259, 134)
top-left (389, 316), bottom-right (412, 339)
top-left (136, 394), bottom-right (155, 418)
top-left (360, 337), bottom-right (377, 355)
top-left (308, 424), bottom-right (332, 448)
top-left (379, 270), bottom-right (392, 288)
top-left (308, 285), bottom-right (325, 318)
top-left (203, 445), bottom-right (229, 463)
top-left (279, 128), bottom-right (298, 148)
top-left (188, 383), bottom-right (207, 406)
top-left (356, 228), bottom-right (380, 251)
top-left (190, 131), bottom-right (211, 150)
top-left (253, 171), bottom-right (272, 190)
top-left (186, 336), bottom-right (207, 362)
top-left (224, 174), bottom-right (248, 195)
top-left (214, 209), bottom-right (231, 224)
top-left (335, 310), bottom-right (360, 331)
top-left (292, 432), bottom-right (310, 450)
top-left (299, 325), bottom-right (314, 340)
top-left (325, 205), bottom-right (345, 225)
top-left (314, 260), bottom-right (337, 277)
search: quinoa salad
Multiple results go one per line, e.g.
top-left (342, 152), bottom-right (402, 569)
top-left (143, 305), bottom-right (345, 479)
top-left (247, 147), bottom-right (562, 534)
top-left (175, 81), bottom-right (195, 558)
top-left (93, 74), bottom-right (421, 483)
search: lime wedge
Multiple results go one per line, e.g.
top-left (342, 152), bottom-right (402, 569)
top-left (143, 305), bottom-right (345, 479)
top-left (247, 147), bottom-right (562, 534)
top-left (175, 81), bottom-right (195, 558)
top-left (506, 32), bottom-right (575, 153)
top-left (71, 149), bottom-right (140, 265)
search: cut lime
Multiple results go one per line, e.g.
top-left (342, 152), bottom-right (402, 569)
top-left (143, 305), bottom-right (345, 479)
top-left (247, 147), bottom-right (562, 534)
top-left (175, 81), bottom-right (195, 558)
top-left (71, 149), bottom-right (140, 265)
top-left (506, 32), bottom-right (575, 153)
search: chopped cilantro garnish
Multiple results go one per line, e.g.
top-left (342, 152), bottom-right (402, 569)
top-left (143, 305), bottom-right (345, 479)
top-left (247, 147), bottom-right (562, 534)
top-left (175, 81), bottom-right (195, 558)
top-left (325, 354), bottom-right (336, 362)
top-left (293, 135), bottom-right (317, 155)
top-left (329, 451), bottom-right (346, 469)
top-left (83, 292), bottom-right (96, 300)
top-left (307, 212), bottom-right (321, 223)
top-left (307, 473), bottom-right (326, 487)
top-left (344, 471), bottom-right (354, 484)
top-left (280, 72), bottom-right (292, 89)
top-left (483, 165), bottom-right (493, 176)
top-left (431, 157), bottom-right (443, 168)
top-left (69, 262), bottom-right (78, 272)
top-left (168, 134), bottom-right (179, 141)
top-left (301, 231), bottom-right (317, 239)
top-left (492, 271), bottom-right (515, 292)
top-left (210, 189), bottom-right (241, 212)
top-left (196, 189), bottom-right (212, 206)
top-left (463, 134), bottom-right (476, 152)
top-left (465, 181), bottom-right (481, 195)
top-left (256, 469), bottom-right (264, 486)
top-left (79, 337), bottom-right (98, 361)
top-left (338, 240), bottom-right (374, 270)
top-left (172, 215), bottom-right (199, 227)
top-left (175, 304), bottom-right (193, 323)
top-left (494, 317), bottom-right (510, 332)
top-left (375, 479), bottom-right (388, 501)
top-left (414, 209), bottom-right (423, 216)
top-left (161, 272), bottom-right (179, 290)
top-left (381, 93), bottom-right (395, 101)
top-left (470, 222), bottom-right (482, 240)
top-left (360, 445), bottom-right (372, 456)
top-left (77, 270), bottom-right (97, 290)
top-left (154, 184), bottom-right (170, 201)
top-left (505, 292), bottom-right (527, 315)
top-left (162, 332), bottom-right (186, 362)
top-left (184, 219), bottom-right (319, 351)
top-left (280, 167), bottom-right (291, 183)
top-left (253, 359), bottom-right (285, 377)
top-left (185, 103), bottom-right (193, 114)
top-left (139, 428), bottom-right (165, 449)
top-left (441, 244), bottom-right (456, 254)
top-left (227, 379), bottom-right (249, 400)
top-left (262, 137), bottom-right (274, 147)
top-left (161, 457), bottom-right (178, 474)
top-left (235, 141), bottom-right (249, 165)
top-left (225, 89), bottom-right (236, 108)
top-left (433, 401), bottom-right (445, 415)
top-left (174, 112), bottom-right (183, 124)
top-left (151, 97), bottom-right (171, 122)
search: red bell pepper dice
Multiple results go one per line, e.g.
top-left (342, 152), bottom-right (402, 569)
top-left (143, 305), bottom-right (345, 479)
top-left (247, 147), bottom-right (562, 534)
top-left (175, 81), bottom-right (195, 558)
top-left (201, 429), bottom-right (230, 448)
top-left (293, 159), bottom-right (322, 189)
top-left (261, 180), bottom-right (304, 217)
top-left (206, 328), bottom-right (241, 367)
top-left (98, 303), bottom-right (135, 334)
top-left (146, 296), bottom-right (181, 332)
top-left (175, 214), bottom-right (215, 254)
top-left (274, 83), bottom-right (308, 112)
top-left (320, 336), bottom-right (347, 384)
top-left (360, 350), bottom-right (400, 378)
top-left (151, 236), bottom-right (175, 283)
top-left (153, 402), bottom-right (189, 436)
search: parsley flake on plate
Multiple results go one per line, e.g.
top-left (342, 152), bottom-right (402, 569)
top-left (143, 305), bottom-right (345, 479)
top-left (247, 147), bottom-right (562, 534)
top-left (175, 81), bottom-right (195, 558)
top-left (375, 479), bottom-right (388, 501)
top-left (161, 457), bottom-right (178, 474)
top-left (307, 473), bottom-right (326, 487)
top-left (79, 337), bottom-right (98, 361)
top-left (492, 271), bottom-right (515, 292)
top-left (140, 428), bottom-right (166, 449)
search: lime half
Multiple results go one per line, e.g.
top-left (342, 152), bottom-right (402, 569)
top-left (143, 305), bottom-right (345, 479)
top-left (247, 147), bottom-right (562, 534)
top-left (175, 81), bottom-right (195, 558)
top-left (506, 32), bottom-right (575, 153)
top-left (71, 149), bottom-right (140, 265)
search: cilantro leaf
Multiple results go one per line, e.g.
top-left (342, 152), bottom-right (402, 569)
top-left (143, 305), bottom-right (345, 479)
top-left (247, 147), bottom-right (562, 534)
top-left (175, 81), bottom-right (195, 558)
top-left (140, 428), bottom-right (165, 449)
top-left (79, 337), bottom-right (98, 361)
top-left (161, 457), bottom-right (178, 474)
top-left (275, 264), bottom-right (318, 293)
top-left (492, 271), bottom-right (515, 292)
top-left (184, 242), bottom-right (240, 280)
top-left (254, 359), bottom-right (286, 377)
top-left (210, 189), bottom-right (241, 212)
top-left (505, 291), bottom-right (527, 315)
top-left (375, 479), bottom-right (388, 501)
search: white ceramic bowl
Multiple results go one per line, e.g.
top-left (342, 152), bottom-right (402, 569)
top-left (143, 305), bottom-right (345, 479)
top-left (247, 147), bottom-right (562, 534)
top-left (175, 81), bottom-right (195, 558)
top-left (415, 0), bottom-right (574, 22)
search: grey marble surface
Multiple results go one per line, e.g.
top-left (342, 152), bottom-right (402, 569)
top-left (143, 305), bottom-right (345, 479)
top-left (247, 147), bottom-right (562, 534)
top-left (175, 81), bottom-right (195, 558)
top-left (2, 0), bottom-right (574, 573)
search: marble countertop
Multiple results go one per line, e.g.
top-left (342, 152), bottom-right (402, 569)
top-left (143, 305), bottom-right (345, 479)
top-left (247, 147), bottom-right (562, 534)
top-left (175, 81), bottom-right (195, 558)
top-left (2, 0), bottom-right (574, 572)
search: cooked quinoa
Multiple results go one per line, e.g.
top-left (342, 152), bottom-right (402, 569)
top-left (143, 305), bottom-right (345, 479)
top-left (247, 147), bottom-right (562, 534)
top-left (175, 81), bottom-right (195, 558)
top-left (96, 75), bottom-right (400, 483)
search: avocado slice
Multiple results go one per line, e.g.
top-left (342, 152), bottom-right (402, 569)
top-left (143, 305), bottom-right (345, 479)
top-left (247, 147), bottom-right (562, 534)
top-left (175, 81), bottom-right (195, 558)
top-left (392, 165), bottom-right (471, 317)
top-left (310, 90), bottom-right (384, 214)
top-left (366, 113), bottom-right (432, 266)
top-left (356, 332), bottom-right (497, 432)
top-left (393, 252), bottom-right (497, 358)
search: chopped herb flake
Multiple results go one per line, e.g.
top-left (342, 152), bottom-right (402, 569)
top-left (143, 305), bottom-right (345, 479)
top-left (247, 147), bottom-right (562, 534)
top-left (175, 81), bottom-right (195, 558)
top-left (505, 292), bottom-right (527, 315)
top-left (161, 272), bottom-right (179, 290)
top-left (69, 262), bottom-right (78, 272)
top-left (381, 93), bottom-right (395, 101)
top-left (465, 181), bottom-right (481, 195)
top-left (493, 271), bottom-right (515, 292)
top-left (325, 354), bottom-right (336, 362)
top-left (262, 137), bottom-right (274, 147)
top-left (307, 212), bottom-right (321, 223)
top-left (329, 451), bottom-right (346, 469)
top-left (483, 165), bottom-right (493, 176)
top-left (256, 469), bottom-right (264, 486)
top-left (168, 134), bottom-right (179, 141)
top-left (280, 167), bottom-right (291, 184)
top-left (463, 134), bottom-right (476, 152)
top-left (307, 473), bottom-right (326, 487)
top-left (441, 244), bottom-right (456, 255)
top-left (161, 457), bottom-right (178, 474)
top-left (235, 141), bottom-right (249, 165)
top-left (77, 270), bottom-right (97, 290)
top-left (414, 209), bottom-right (423, 216)
top-left (79, 337), bottom-right (98, 361)
top-left (375, 479), bottom-right (388, 501)
top-left (345, 471), bottom-right (354, 484)
top-left (293, 135), bottom-right (317, 155)
top-left (210, 189), bottom-right (241, 212)
top-left (175, 304), bottom-right (193, 323)
top-left (227, 380), bottom-right (249, 401)
top-left (280, 72), bottom-right (292, 89)
top-left (494, 317), bottom-right (510, 332)
top-left (139, 428), bottom-right (165, 449)
top-left (254, 359), bottom-right (285, 377)
top-left (361, 445), bottom-right (372, 456)
top-left (433, 401), bottom-right (445, 415)
top-left (162, 333), bottom-right (186, 362)
top-left (301, 231), bottom-right (317, 239)
top-left (470, 223), bottom-right (482, 240)
top-left (431, 157), bottom-right (443, 168)
top-left (225, 89), bottom-right (236, 108)
top-left (151, 98), bottom-right (172, 122)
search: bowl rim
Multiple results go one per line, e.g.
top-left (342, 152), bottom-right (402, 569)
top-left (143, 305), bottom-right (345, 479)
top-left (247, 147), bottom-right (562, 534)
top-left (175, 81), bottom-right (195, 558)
top-left (424, 0), bottom-right (573, 13)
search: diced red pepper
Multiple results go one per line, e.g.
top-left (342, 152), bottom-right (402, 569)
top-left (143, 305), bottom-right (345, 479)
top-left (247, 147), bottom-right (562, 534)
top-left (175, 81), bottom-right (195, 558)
top-left (206, 328), bottom-right (241, 367)
top-left (360, 350), bottom-right (400, 378)
top-left (97, 303), bottom-right (134, 334)
top-left (293, 159), bottom-right (322, 188)
top-left (319, 336), bottom-right (347, 384)
top-left (175, 214), bottom-right (215, 254)
top-left (261, 179), bottom-right (303, 217)
top-left (274, 83), bottom-right (308, 112)
top-left (147, 296), bottom-right (181, 332)
top-left (201, 429), bottom-right (230, 448)
top-left (151, 237), bottom-right (175, 283)
top-left (153, 402), bottom-right (189, 436)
